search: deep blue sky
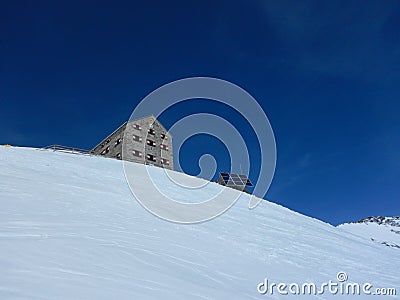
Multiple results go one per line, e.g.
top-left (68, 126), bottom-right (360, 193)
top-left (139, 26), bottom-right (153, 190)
top-left (1, 1), bottom-right (399, 225)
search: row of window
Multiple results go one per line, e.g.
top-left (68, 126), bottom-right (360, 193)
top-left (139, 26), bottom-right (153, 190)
top-left (100, 150), bottom-right (122, 160)
top-left (101, 147), bottom-right (110, 155)
top-left (134, 151), bottom-right (169, 165)
top-left (136, 133), bottom-right (168, 140)
top-left (100, 136), bottom-right (168, 153)
top-left (146, 154), bottom-right (169, 165)
top-left (132, 124), bottom-right (168, 140)
top-left (132, 135), bottom-right (168, 151)
top-left (101, 148), bottom-right (169, 165)
top-left (100, 137), bottom-right (122, 149)
top-left (100, 147), bottom-right (122, 159)
top-left (147, 139), bottom-right (169, 151)
top-left (100, 147), bottom-right (122, 161)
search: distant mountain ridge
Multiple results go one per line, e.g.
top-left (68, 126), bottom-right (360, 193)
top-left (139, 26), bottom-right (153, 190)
top-left (354, 216), bottom-right (400, 227)
top-left (339, 216), bottom-right (400, 250)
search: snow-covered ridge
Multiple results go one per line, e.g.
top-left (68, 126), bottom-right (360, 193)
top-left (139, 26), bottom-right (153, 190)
top-left (339, 216), bottom-right (400, 250)
top-left (354, 216), bottom-right (400, 228)
top-left (1, 146), bottom-right (399, 299)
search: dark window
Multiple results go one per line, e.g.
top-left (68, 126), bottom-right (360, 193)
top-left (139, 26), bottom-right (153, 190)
top-left (132, 150), bottom-right (142, 157)
top-left (146, 154), bottom-right (156, 162)
top-left (115, 138), bottom-right (122, 146)
top-left (160, 133), bottom-right (167, 140)
top-left (101, 147), bottom-right (110, 155)
top-left (146, 139), bottom-right (156, 147)
top-left (148, 128), bottom-right (155, 135)
top-left (115, 153), bottom-right (121, 160)
top-left (133, 135), bottom-right (142, 142)
top-left (160, 144), bottom-right (168, 151)
top-left (105, 139), bottom-right (110, 144)
top-left (161, 158), bottom-right (169, 165)
top-left (133, 124), bottom-right (141, 130)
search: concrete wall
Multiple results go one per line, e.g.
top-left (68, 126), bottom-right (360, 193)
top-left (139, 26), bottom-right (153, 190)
top-left (91, 116), bottom-right (173, 170)
top-left (91, 123), bottom-right (126, 160)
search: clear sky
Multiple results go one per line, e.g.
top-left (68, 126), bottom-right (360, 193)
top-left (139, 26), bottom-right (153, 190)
top-left (1, 1), bottom-right (399, 225)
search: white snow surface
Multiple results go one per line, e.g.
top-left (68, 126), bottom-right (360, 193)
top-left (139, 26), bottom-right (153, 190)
top-left (0, 146), bottom-right (399, 299)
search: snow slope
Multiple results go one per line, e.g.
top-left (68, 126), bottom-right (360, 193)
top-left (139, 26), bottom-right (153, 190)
top-left (338, 217), bottom-right (400, 249)
top-left (0, 146), bottom-right (399, 299)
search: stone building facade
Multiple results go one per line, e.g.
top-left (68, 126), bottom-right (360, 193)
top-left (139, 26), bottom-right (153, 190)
top-left (90, 116), bottom-right (173, 170)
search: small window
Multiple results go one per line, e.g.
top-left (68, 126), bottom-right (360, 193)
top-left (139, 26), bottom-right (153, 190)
top-left (115, 138), bottom-right (122, 146)
top-left (101, 147), bottom-right (110, 155)
top-left (160, 144), bottom-right (168, 151)
top-left (161, 158), bottom-right (169, 165)
top-left (105, 139), bottom-right (110, 144)
top-left (115, 153), bottom-right (121, 160)
top-left (146, 154), bottom-right (156, 162)
top-left (133, 124), bottom-right (142, 130)
top-left (146, 139), bottom-right (156, 147)
top-left (148, 128), bottom-right (155, 135)
top-left (100, 144), bottom-right (105, 148)
top-left (132, 135), bottom-right (142, 142)
top-left (132, 150), bottom-right (142, 157)
top-left (160, 134), bottom-right (167, 140)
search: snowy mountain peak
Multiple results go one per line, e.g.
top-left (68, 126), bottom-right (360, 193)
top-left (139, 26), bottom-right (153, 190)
top-left (354, 216), bottom-right (400, 228)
